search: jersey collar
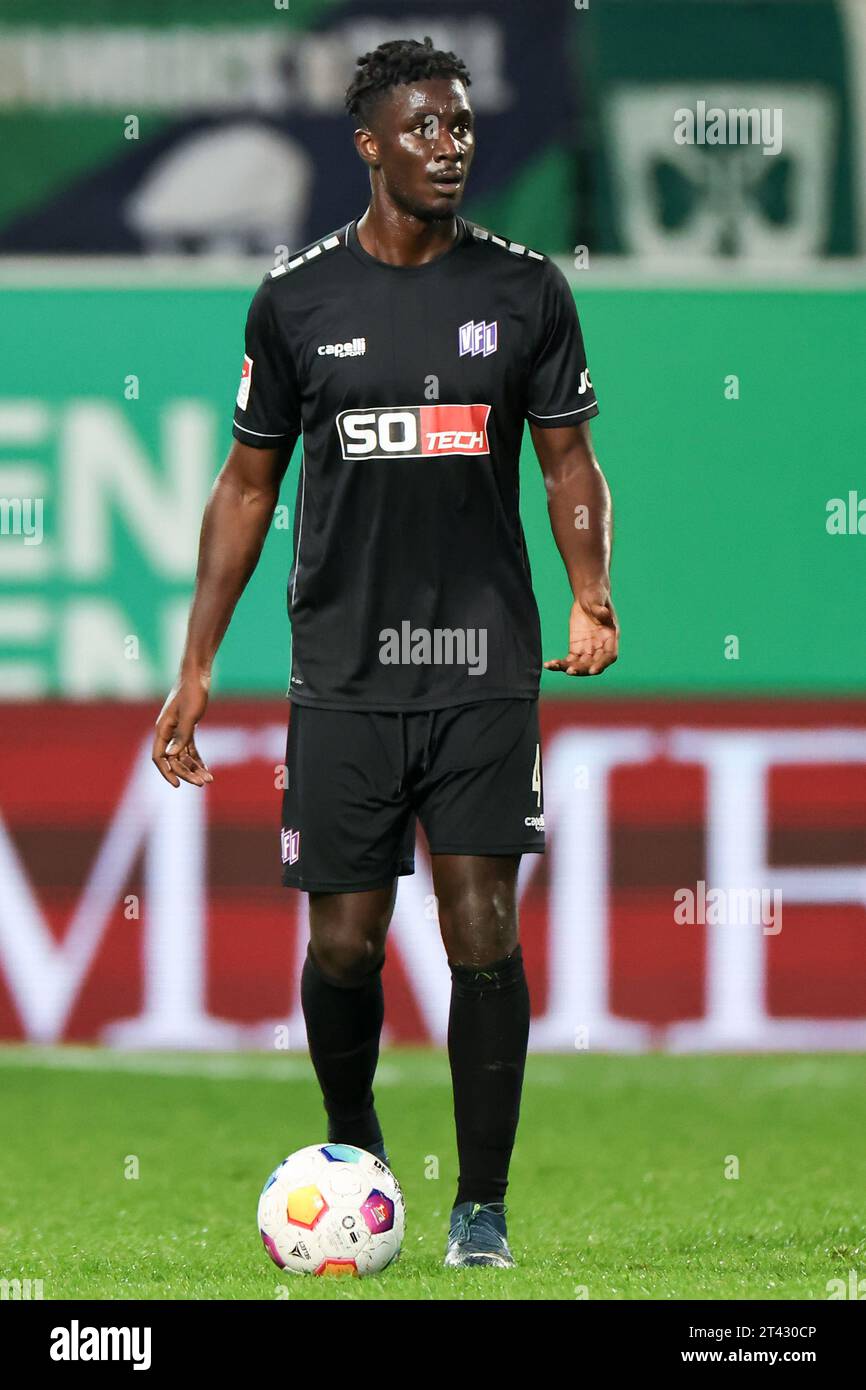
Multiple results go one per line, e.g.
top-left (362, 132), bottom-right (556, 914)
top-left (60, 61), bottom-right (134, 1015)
top-left (345, 216), bottom-right (467, 274)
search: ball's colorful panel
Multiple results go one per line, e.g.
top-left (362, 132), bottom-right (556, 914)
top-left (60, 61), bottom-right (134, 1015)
top-left (259, 1167), bottom-right (280, 1197)
top-left (359, 1190), bottom-right (395, 1235)
top-left (320, 1143), bottom-right (363, 1164)
top-left (315, 1258), bottom-right (358, 1278)
top-left (285, 1184), bottom-right (328, 1229)
top-left (260, 1230), bottom-right (286, 1269)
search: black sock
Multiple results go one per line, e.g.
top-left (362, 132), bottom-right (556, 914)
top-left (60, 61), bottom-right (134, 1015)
top-left (300, 945), bottom-right (385, 1152)
top-left (447, 944), bottom-right (530, 1209)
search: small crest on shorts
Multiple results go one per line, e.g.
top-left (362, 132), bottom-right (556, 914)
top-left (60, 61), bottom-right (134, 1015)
top-left (281, 826), bottom-right (300, 865)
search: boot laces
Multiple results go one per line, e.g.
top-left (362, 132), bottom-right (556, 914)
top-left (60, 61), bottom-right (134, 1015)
top-left (453, 1201), bottom-right (507, 1244)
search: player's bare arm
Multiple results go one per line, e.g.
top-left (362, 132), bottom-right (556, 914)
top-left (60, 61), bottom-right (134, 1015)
top-left (152, 438), bottom-right (295, 788)
top-left (531, 419), bottom-right (619, 677)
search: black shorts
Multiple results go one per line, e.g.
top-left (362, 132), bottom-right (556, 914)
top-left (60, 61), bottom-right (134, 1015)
top-left (279, 698), bottom-right (545, 892)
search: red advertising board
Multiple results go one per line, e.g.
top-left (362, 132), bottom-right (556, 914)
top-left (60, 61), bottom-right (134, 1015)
top-left (1, 699), bottom-right (864, 1050)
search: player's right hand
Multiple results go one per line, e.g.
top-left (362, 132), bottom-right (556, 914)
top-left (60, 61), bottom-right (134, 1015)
top-left (151, 672), bottom-right (213, 788)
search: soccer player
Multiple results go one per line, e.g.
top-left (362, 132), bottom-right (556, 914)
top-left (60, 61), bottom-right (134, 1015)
top-left (152, 37), bottom-right (618, 1269)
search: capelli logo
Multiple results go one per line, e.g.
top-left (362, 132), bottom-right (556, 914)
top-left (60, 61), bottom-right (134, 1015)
top-left (317, 338), bottom-right (366, 357)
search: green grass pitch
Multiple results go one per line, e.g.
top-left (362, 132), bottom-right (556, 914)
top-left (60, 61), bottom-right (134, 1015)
top-left (1, 1047), bottom-right (863, 1301)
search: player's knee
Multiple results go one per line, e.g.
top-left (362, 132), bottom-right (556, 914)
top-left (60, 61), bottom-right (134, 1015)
top-left (308, 927), bottom-right (386, 985)
top-left (439, 886), bottom-right (517, 966)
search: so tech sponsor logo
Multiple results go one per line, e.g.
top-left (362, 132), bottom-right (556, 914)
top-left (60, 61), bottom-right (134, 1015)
top-left (336, 405), bottom-right (491, 460)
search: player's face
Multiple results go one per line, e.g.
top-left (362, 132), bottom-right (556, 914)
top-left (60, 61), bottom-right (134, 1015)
top-left (365, 78), bottom-right (475, 221)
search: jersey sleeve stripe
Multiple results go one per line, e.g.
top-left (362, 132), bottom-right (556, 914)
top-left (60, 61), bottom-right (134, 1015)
top-left (233, 419), bottom-right (294, 438)
top-left (526, 401), bottom-right (598, 420)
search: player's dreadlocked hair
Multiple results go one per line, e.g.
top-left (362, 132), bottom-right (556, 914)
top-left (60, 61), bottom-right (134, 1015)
top-left (344, 36), bottom-right (471, 127)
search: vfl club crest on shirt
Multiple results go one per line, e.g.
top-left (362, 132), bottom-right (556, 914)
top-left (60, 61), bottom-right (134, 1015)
top-left (458, 319), bottom-right (497, 357)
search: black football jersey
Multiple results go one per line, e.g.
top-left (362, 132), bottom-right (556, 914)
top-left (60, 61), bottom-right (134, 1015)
top-left (232, 217), bottom-right (598, 710)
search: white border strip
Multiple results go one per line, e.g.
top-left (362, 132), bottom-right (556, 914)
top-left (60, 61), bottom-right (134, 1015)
top-left (551, 256), bottom-right (866, 289)
top-left (0, 254), bottom-right (863, 290)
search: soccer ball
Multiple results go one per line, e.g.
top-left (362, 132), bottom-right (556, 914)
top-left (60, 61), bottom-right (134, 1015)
top-left (257, 1143), bottom-right (405, 1277)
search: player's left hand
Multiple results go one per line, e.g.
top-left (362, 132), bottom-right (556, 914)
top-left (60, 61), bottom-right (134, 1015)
top-left (544, 589), bottom-right (619, 677)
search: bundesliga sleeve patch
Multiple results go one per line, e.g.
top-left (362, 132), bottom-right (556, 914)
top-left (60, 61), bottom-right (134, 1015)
top-left (236, 354), bottom-right (253, 410)
top-left (336, 404), bottom-right (490, 460)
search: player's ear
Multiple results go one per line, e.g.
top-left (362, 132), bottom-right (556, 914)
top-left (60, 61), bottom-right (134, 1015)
top-left (354, 127), bottom-right (380, 170)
